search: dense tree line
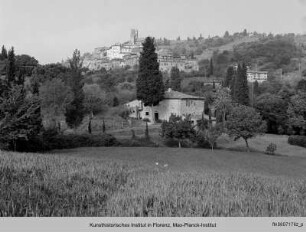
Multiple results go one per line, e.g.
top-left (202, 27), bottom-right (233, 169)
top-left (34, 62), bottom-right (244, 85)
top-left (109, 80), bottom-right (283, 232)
top-left (0, 46), bottom-right (42, 151)
top-left (233, 37), bottom-right (300, 68)
top-left (223, 61), bottom-right (306, 135)
top-left (0, 46), bottom-right (103, 151)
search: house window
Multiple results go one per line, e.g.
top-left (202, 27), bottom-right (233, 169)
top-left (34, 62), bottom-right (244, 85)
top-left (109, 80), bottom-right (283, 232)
top-left (145, 112), bottom-right (149, 116)
top-left (186, 100), bottom-right (192, 107)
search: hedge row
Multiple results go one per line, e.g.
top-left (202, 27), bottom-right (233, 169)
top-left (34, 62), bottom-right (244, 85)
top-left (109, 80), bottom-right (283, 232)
top-left (15, 131), bottom-right (119, 152)
top-left (288, 135), bottom-right (306, 148)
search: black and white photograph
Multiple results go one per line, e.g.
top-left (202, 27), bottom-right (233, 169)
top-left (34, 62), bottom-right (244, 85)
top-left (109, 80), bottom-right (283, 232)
top-left (0, 0), bottom-right (306, 231)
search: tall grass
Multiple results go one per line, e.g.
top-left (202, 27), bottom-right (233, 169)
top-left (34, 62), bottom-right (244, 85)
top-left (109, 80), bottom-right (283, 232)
top-left (1, 151), bottom-right (305, 216)
top-left (0, 151), bottom-right (128, 216)
top-left (108, 171), bottom-right (306, 216)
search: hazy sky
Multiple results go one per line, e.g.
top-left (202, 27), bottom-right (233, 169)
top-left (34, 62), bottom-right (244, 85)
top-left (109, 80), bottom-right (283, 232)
top-left (1, 0), bottom-right (306, 64)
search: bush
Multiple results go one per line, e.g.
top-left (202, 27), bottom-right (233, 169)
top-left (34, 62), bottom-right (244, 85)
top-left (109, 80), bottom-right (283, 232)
top-left (160, 114), bottom-right (196, 148)
top-left (127, 76), bottom-right (135, 83)
top-left (45, 133), bottom-right (119, 150)
top-left (18, 129), bottom-right (120, 152)
top-left (120, 137), bottom-right (158, 147)
top-left (163, 138), bottom-right (192, 148)
top-left (288, 135), bottom-right (306, 148)
top-left (120, 83), bottom-right (134, 90)
top-left (265, 143), bottom-right (277, 155)
top-left (193, 132), bottom-right (214, 149)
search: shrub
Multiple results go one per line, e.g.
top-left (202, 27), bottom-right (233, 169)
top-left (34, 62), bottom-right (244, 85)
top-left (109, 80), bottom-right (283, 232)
top-left (120, 83), bottom-right (134, 90)
top-left (23, 130), bottom-right (120, 151)
top-left (163, 138), bottom-right (192, 148)
top-left (265, 143), bottom-right (277, 155)
top-left (288, 135), bottom-right (306, 148)
top-left (160, 114), bottom-right (196, 148)
top-left (51, 133), bottom-right (118, 150)
top-left (11, 128), bottom-right (57, 152)
top-left (120, 137), bottom-right (158, 147)
top-left (155, 119), bottom-right (163, 123)
top-left (115, 107), bottom-right (130, 119)
top-left (127, 76), bottom-right (134, 83)
top-left (131, 129), bottom-right (136, 139)
top-left (193, 132), bottom-right (214, 149)
top-left (277, 126), bottom-right (285, 135)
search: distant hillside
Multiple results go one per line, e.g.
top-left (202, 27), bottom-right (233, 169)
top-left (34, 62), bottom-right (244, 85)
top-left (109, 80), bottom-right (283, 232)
top-left (196, 35), bottom-right (260, 61)
top-left (157, 32), bottom-right (306, 81)
top-left (83, 31), bottom-right (306, 92)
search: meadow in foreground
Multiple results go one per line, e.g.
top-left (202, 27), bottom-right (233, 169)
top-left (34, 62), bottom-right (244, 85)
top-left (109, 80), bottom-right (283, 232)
top-left (0, 149), bottom-right (306, 216)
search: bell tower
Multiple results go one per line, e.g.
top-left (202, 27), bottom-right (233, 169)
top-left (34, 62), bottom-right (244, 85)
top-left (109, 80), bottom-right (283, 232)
top-left (130, 29), bottom-right (138, 44)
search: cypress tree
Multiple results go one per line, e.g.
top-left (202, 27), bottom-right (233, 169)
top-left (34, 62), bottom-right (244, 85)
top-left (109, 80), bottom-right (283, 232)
top-left (209, 58), bottom-right (214, 76)
top-left (253, 80), bottom-right (259, 96)
top-left (230, 67), bottom-right (237, 101)
top-left (113, 96), bottom-right (119, 106)
top-left (102, 118), bottom-right (106, 133)
top-left (224, 66), bottom-right (234, 87)
top-left (1, 45), bottom-right (8, 60)
top-left (6, 47), bottom-right (16, 87)
top-left (235, 63), bottom-right (249, 105)
top-left (136, 37), bottom-right (164, 121)
top-left (164, 79), bottom-right (170, 90)
top-left (170, 66), bottom-right (181, 91)
top-left (65, 49), bottom-right (85, 129)
top-left (145, 121), bottom-right (149, 140)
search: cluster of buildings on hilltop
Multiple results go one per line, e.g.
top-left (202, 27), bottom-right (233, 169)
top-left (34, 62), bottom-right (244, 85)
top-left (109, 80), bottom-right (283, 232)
top-left (81, 29), bottom-right (199, 73)
top-left (157, 49), bottom-right (199, 73)
top-left (82, 29), bottom-right (143, 71)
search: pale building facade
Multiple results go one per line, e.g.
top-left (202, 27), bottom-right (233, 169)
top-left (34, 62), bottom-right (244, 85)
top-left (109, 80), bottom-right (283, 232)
top-left (126, 88), bottom-right (205, 124)
top-left (232, 64), bottom-right (268, 83)
top-left (247, 70), bottom-right (268, 83)
top-left (106, 44), bottom-right (124, 60)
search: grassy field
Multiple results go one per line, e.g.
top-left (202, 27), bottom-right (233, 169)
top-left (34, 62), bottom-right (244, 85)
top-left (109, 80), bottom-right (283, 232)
top-left (1, 146), bottom-right (306, 216)
top-left (217, 133), bottom-right (306, 157)
top-left (108, 123), bottom-right (306, 157)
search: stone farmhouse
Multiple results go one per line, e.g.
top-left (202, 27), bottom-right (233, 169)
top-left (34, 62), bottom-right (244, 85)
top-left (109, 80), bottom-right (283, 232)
top-left (126, 88), bottom-right (206, 124)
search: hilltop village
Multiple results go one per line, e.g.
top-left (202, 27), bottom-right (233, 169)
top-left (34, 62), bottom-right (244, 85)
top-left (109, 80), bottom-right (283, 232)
top-left (81, 29), bottom-right (199, 73)
top-left (69, 29), bottom-right (271, 83)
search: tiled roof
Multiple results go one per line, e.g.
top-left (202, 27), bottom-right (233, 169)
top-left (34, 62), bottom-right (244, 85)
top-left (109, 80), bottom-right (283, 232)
top-left (164, 89), bottom-right (204, 100)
